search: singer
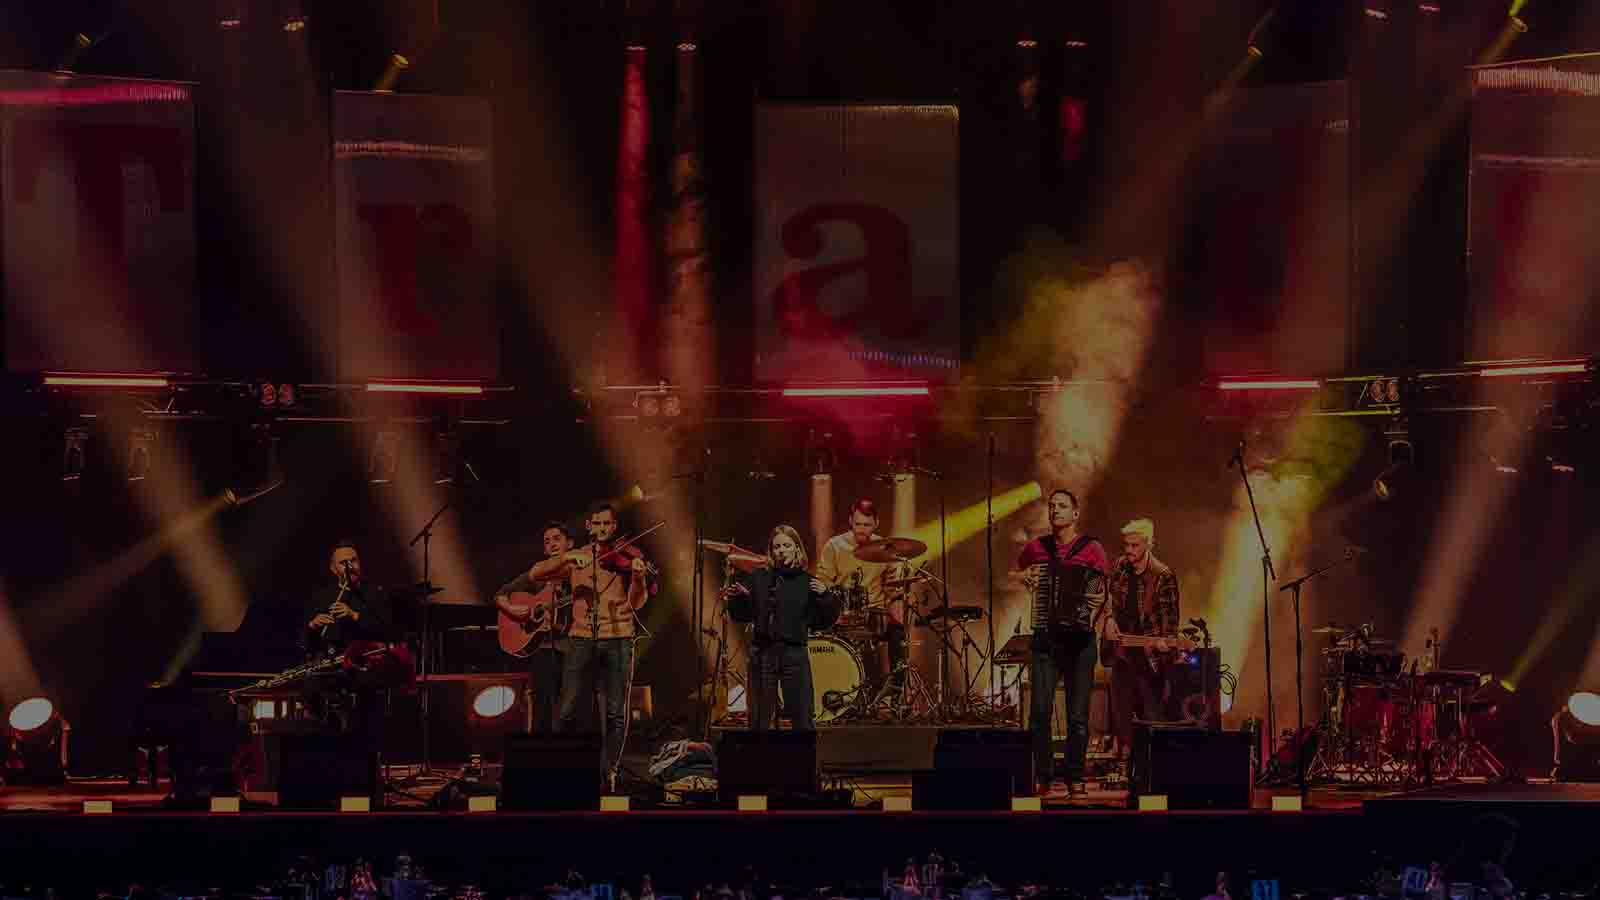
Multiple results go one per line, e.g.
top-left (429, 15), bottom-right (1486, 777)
top-left (725, 525), bottom-right (841, 731)
top-left (1104, 518), bottom-right (1182, 758)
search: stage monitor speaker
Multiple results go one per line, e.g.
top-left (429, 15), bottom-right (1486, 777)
top-left (717, 730), bottom-right (817, 802)
top-left (501, 732), bottom-right (604, 811)
top-left (1129, 725), bottom-right (1250, 810)
top-left (928, 728), bottom-right (1033, 805)
top-left (277, 734), bottom-right (378, 809)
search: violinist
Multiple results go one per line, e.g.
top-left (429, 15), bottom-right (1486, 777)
top-left (531, 502), bottom-right (654, 782)
top-left (724, 525), bottom-right (841, 731)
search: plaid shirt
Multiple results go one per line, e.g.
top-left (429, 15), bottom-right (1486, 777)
top-left (1107, 554), bottom-right (1180, 637)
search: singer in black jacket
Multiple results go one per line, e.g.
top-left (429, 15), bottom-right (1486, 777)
top-left (726, 525), bottom-right (841, 731)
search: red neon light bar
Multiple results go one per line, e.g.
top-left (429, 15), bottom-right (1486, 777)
top-left (1216, 378), bottom-right (1322, 391)
top-left (44, 373), bottom-right (170, 389)
top-left (365, 380), bottom-right (485, 396)
top-left (1479, 363), bottom-right (1588, 378)
top-left (781, 384), bottom-right (931, 398)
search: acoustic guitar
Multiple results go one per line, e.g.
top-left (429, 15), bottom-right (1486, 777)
top-left (497, 586), bottom-right (574, 657)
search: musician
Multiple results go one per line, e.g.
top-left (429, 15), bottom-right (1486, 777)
top-left (531, 503), bottom-right (653, 781)
top-left (304, 540), bottom-right (396, 654)
top-left (725, 525), bottom-right (840, 731)
top-left (1105, 518), bottom-right (1181, 756)
top-left (1017, 489), bottom-right (1109, 797)
top-left (302, 539), bottom-right (397, 740)
top-left (816, 499), bottom-right (906, 685)
top-left (494, 521), bottom-right (580, 735)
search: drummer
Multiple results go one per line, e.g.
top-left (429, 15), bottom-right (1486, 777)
top-left (816, 499), bottom-right (910, 686)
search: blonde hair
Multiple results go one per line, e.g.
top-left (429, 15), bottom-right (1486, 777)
top-left (1121, 518), bottom-right (1155, 542)
top-left (768, 524), bottom-right (810, 571)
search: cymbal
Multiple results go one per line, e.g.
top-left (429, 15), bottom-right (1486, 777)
top-left (700, 539), bottom-right (761, 557)
top-left (725, 552), bottom-right (767, 573)
top-left (856, 537), bottom-right (927, 563)
top-left (883, 573), bottom-right (931, 590)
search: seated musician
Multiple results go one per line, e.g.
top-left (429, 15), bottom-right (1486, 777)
top-left (1016, 489), bottom-right (1109, 798)
top-left (816, 499), bottom-right (906, 686)
top-left (302, 539), bottom-right (397, 738)
top-left (1105, 518), bottom-right (1182, 758)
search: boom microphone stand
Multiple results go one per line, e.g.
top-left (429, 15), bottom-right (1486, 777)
top-left (1277, 547), bottom-right (1361, 805)
top-left (407, 495), bottom-right (452, 776)
top-left (1230, 440), bottom-right (1279, 785)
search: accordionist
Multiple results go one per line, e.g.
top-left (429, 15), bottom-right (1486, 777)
top-left (1015, 488), bottom-right (1110, 799)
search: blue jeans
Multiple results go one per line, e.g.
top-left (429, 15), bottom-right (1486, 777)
top-left (1030, 630), bottom-right (1098, 784)
top-left (557, 637), bottom-right (634, 772)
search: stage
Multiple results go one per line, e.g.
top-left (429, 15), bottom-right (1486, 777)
top-left (2, 777), bottom-right (1596, 897)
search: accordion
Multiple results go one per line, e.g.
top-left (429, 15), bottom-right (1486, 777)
top-left (1030, 562), bottom-right (1103, 635)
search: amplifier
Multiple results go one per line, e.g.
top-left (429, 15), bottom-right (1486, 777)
top-left (717, 730), bottom-right (817, 802)
top-left (916, 729), bottom-right (1032, 809)
top-left (1128, 725), bottom-right (1251, 810)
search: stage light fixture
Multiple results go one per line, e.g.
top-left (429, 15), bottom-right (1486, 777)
top-left (637, 393), bottom-right (662, 418)
top-left (127, 429), bottom-right (156, 482)
top-left (1374, 440), bottom-right (1415, 501)
top-left (471, 685), bottom-right (517, 719)
top-left (368, 431), bottom-right (400, 484)
top-left (9, 698), bottom-right (54, 732)
top-left (6, 697), bottom-right (68, 784)
top-left (1553, 691), bottom-right (1600, 781)
top-left (259, 382), bottom-right (277, 407)
top-left (1569, 692), bottom-right (1600, 727)
top-left (44, 373), bottom-right (170, 389)
top-left (365, 380), bottom-right (484, 396)
top-left (62, 427), bottom-right (89, 482)
top-left (374, 52), bottom-right (411, 92)
top-left (782, 383), bottom-right (931, 398)
top-left (662, 393), bottom-right (683, 418)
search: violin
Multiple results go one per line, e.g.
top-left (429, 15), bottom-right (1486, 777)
top-left (593, 539), bottom-right (660, 578)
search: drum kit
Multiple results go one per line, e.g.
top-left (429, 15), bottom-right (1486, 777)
top-left (699, 536), bottom-right (995, 727)
top-left (1306, 623), bottom-right (1505, 786)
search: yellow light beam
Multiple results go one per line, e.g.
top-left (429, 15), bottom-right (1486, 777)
top-left (896, 481), bottom-right (1043, 564)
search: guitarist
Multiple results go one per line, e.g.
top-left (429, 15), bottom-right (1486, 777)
top-left (494, 521), bottom-right (581, 734)
top-left (1105, 518), bottom-right (1182, 758)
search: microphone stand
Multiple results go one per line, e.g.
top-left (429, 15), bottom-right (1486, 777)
top-left (1277, 548), bottom-right (1360, 806)
top-left (406, 496), bottom-right (452, 776)
top-left (986, 434), bottom-right (997, 711)
top-left (1231, 442), bottom-right (1278, 786)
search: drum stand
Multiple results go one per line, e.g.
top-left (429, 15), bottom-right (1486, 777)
top-left (865, 658), bottom-right (937, 722)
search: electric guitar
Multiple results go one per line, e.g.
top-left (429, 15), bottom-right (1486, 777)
top-left (1106, 633), bottom-right (1196, 652)
top-left (497, 586), bottom-right (575, 657)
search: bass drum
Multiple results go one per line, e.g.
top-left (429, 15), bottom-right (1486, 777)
top-left (804, 635), bottom-right (865, 724)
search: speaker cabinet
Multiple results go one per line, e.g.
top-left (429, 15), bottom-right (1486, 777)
top-left (500, 732), bottom-right (604, 810)
top-left (277, 734), bottom-right (378, 809)
top-left (1129, 725), bottom-right (1251, 810)
top-left (716, 730), bottom-right (817, 802)
top-left (1167, 648), bottom-right (1224, 729)
top-left (925, 728), bottom-right (1033, 808)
